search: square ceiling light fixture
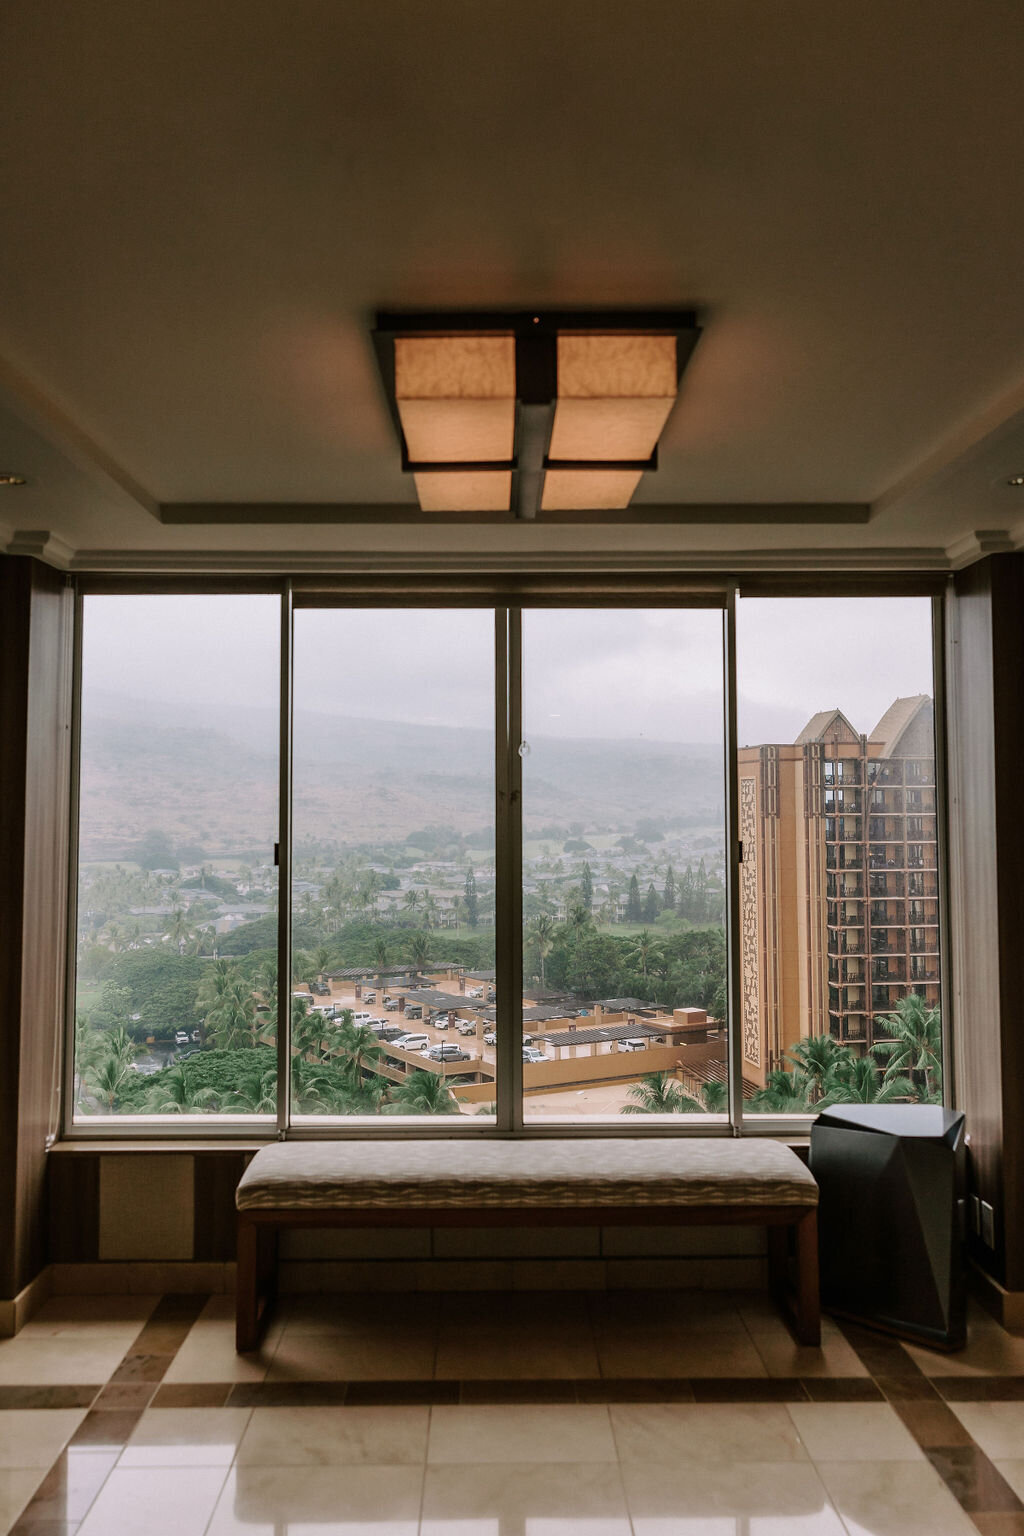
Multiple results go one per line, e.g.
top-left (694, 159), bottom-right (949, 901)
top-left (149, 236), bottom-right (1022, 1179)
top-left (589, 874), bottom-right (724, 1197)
top-left (373, 310), bottom-right (700, 517)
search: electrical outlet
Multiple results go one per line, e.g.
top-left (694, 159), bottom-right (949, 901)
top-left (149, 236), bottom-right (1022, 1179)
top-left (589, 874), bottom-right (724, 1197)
top-left (981, 1201), bottom-right (996, 1249)
top-left (969, 1194), bottom-right (981, 1235)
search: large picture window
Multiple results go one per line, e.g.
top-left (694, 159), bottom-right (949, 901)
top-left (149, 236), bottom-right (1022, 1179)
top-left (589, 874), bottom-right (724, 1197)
top-left (66, 583), bottom-right (946, 1134)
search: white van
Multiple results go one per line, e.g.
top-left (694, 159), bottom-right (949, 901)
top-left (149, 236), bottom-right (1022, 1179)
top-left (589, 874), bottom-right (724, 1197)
top-left (618, 1038), bottom-right (648, 1052)
top-left (392, 1033), bottom-right (430, 1052)
top-left (352, 1011), bottom-right (373, 1025)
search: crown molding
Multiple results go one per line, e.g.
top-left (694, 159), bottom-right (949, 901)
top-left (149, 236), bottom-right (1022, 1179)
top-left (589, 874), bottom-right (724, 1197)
top-left (945, 529), bottom-right (1018, 569)
top-left (5, 528), bottom-right (74, 566)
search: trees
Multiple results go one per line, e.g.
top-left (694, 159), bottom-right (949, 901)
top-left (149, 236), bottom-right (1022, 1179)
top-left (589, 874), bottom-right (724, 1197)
top-left (625, 873), bottom-right (643, 923)
top-left (372, 936), bottom-right (390, 992)
top-left (642, 882), bottom-right (660, 924)
top-left (629, 928), bottom-right (660, 981)
top-left (408, 929), bottom-right (431, 973)
top-left (748, 1067), bottom-right (814, 1113)
top-left (873, 994), bottom-right (942, 1100)
top-left (463, 867), bottom-right (479, 928)
top-left (145, 1063), bottom-right (219, 1114)
top-left (622, 1072), bottom-right (689, 1114)
top-left (580, 862), bottom-right (594, 914)
top-left (662, 864), bottom-right (676, 913)
top-left (383, 1069), bottom-right (460, 1115)
top-left (526, 914), bottom-right (556, 989)
top-left (819, 1054), bottom-right (914, 1106)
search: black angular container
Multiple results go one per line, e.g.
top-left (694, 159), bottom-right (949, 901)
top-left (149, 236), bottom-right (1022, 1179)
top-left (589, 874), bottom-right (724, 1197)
top-left (809, 1104), bottom-right (967, 1349)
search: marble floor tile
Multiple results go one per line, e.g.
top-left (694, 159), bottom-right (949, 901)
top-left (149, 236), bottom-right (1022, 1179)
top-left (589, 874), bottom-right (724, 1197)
top-left (611, 1401), bottom-right (808, 1464)
top-left (266, 1327), bottom-right (437, 1382)
top-left (593, 1291), bottom-right (749, 1334)
top-left (595, 1327), bottom-right (768, 1378)
top-left (996, 1462), bottom-right (1024, 1503)
top-left (428, 1403), bottom-right (616, 1464)
top-left (434, 1319), bottom-right (600, 1380)
top-left (621, 1458), bottom-right (846, 1535)
top-left (9, 1448), bottom-right (116, 1525)
top-left (420, 1460), bottom-right (631, 1536)
top-left (19, 1296), bottom-right (158, 1336)
top-left (76, 1465), bottom-right (229, 1536)
top-left (162, 1300), bottom-right (282, 1385)
top-left (0, 1336), bottom-right (137, 1386)
top-left (817, 1458), bottom-right (978, 1536)
top-left (906, 1323), bottom-right (1024, 1379)
top-left (118, 1408), bottom-right (253, 1467)
top-left (950, 1403), bottom-right (1024, 1461)
top-left (0, 1469), bottom-right (47, 1535)
top-left (748, 1316), bottom-right (868, 1378)
top-left (0, 1411), bottom-right (87, 1469)
top-left (207, 1463), bottom-right (424, 1535)
top-left (236, 1405), bottom-right (429, 1466)
top-left (282, 1292), bottom-right (439, 1334)
top-left (787, 1401), bottom-right (926, 1462)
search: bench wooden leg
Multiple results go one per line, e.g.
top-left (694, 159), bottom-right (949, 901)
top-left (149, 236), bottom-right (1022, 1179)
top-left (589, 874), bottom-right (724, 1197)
top-left (793, 1208), bottom-right (821, 1346)
top-left (236, 1216), bottom-right (279, 1353)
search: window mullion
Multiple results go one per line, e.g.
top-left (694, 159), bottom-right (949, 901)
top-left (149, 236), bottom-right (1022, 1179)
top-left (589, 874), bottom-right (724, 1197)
top-left (724, 591), bottom-right (744, 1134)
top-left (277, 582), bottom-right (294, 1137)
top-left (494, 608), bottom-right (523, 1132)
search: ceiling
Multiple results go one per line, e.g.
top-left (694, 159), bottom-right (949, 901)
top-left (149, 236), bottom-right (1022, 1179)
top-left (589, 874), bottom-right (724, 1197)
top-left (2, 0), bottom-right (1024, 571)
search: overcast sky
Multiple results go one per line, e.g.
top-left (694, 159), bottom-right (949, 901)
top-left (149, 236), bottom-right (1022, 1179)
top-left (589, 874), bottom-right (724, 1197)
top-left (82, 594), bottom-right (935, 746)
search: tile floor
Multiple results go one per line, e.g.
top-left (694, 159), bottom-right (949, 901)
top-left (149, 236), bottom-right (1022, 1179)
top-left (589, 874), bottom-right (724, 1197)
top-left (0, 1289), bottom-right (1022, 1534)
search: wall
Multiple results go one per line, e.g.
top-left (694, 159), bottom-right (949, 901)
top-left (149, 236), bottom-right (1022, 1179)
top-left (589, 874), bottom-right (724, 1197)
top-left (948, 555), bottom-right (1024, 1291)
top-left (0, 557), bottom-right (73, 1300)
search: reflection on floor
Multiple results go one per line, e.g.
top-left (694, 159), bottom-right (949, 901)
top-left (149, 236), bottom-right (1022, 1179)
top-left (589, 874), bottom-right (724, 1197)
top-left (1, 1289), bottom-right (1022, 1534)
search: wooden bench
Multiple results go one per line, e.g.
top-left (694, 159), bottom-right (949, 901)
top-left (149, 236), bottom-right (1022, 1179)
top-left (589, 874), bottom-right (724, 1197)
top-left (235, 1138), bottom-right (820, 1351)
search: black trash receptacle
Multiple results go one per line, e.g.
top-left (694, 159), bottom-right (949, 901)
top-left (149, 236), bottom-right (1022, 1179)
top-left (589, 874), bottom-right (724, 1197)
top-left (809, 1104), bottom-right (967, 1349)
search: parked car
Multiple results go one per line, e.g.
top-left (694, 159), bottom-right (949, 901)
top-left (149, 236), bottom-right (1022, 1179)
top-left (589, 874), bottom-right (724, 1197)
top-left (384, 1000), bottom-right (399, 1011)
top-left (173, 1030), bottom-right (190, 1045)
top-left (425, 1043), bottom-right (472, 1062)
top-left (363, 991), bottom-right (376, 1003)
top-left (618, 1038), bottom-right (648, 1052)
top-left (434, 1014), bottom-right (452, 1029)
top-left (190, 1029), bottom-right (201, 1043)
top-left (457, 1020), bottom-right (476, 1036)
top-left (522, 1046), bottom-right (550, 1063)
top-left (391, 1033), bottom-right (430, 1052)
top-left (483, 1029), bottom-right (497, 1046)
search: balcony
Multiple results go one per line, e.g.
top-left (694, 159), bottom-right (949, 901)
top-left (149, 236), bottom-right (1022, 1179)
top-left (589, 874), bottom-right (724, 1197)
top-left (872, 958), bottom-right (906, 983)
top-left (868, 762), bottom-right (904, 786)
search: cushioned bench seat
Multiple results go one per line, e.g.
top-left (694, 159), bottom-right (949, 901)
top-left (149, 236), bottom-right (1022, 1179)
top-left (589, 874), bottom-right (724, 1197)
top-left (235, 1138), bottom-right (820, 1350)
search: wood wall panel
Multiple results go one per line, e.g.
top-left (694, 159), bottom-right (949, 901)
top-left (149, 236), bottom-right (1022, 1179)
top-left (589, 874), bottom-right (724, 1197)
top-left (47, 1154), bottom-right (99, 1263)
top-left (193, 1153), bottom-right (249, 1260)
top-left (950, 555), bottom-right (1024, 1290)
top-left (0, 557), bottom-right (73, 1297)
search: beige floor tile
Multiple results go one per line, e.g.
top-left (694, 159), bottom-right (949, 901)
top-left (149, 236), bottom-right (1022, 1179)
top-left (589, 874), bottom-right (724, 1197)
top-left (787, 1402), bottom-right (924, 1462)
top-left (118, 1408), bottom-right (253, 1467)
top-left (281, 1292), bottom-right (439, 1334)
top-left (621, 1459), bottom-right (845, 1534)
top-left (76, 1466), bottom-right (230, 1536)
top-left (163, 1297), bottom-right (283, 1385)
top-left (0, 1334), bottom-right (136, 1385)
top-left (434, 1318), bottom-right (600, 1379)
top-left (612, 1402), bottom-right (809, 1465)
top-left (905, 1319), bottom-right (1024, 1376)
top-left (267, 1326), bottom-right (437, 1382)
top-left (20, 1295), bottom-right (159, 1336)
top-left (747, 1315), bottom-right (868, 1378)
top-left (817, 1459), bottom-right (977, 1536)
top-left (420, 1460), bottom-right (631, 1536)
top-left (0, 1408), bottom-right (87, 1469)
top-left (428, 1403), bottom-right (615, 1464)
top-left (237, 1405), bottom-right (429, 1466)
top-left (207, 1463), bottom-right (424, 1535)
top-left (593, 1290), bottom-right (748, 1333)
top-left (949, 1402), bottom-right (1024, 1460)
top-left (994, 1460), bottom-right (1024, 1501)
top-left (0, 1468), bottom-right (47, 1534)
top-left (595, 1327), bottom-right (768, 1378)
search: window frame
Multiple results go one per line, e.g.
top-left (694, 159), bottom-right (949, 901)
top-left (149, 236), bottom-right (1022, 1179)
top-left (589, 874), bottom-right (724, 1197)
top-left (62, 572), bottom-right (952, 1142)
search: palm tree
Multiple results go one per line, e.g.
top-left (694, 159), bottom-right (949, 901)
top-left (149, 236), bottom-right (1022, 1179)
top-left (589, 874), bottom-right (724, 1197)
top-left (167, 907), bottom-right (192, 954)
top-left (372, 936), bottom-right (391, 993)
top-left (820, 1054), bottom-right (914, 1106)
top-left (621, 1071), bottom-right (688, 1114)
top-left (314, 945), bottom-right (330, 979)
top-left (696, 1079), bottom-right (728, 1113)
top-left (872, 994), bottom-right (943, 1100)
top-left (748, 1067), bottom-right (814, 1113)
top-left (146, 1063), bottom-right (219, 1113)
top-left (788, 1033), bottom-right (848, 1103)
top-left (526, 914), bottom-right (556, 989)
top-left (86, 1053), bottom-right (131, 1113)
top-left (383, 1069), bottom-right (460, 1115)
top-left (224, 1067), bottom-right (278, 1114)
top-left (629, 928), bottom-right (660, 981)
top-left (408, 930), bottom-right (431, 974)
